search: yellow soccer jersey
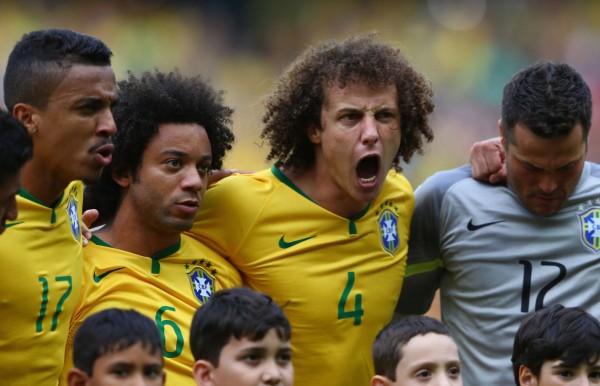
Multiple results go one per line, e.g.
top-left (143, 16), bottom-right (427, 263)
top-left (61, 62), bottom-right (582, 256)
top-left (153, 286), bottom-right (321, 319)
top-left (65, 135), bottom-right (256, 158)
top-left (62, 234), bottom-right (242, 386)
top-left (188, 167), bottom-right (413, 386)
top-left (0, 181), bottom-right (84, 385)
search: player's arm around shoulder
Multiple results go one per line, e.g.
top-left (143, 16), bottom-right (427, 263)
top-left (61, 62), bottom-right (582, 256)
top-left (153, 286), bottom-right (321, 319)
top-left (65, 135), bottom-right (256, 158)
top-left (186, 169), bottom-right (275, 255)
top-left (395, 165), bottom-right (471, 316)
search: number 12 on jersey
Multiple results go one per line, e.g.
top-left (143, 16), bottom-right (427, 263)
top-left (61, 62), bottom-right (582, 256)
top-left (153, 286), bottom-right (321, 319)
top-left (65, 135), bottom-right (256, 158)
top-left (338, 271), bottom-right (363, 325)
top-left (519, 260), bottom-right (566, 313)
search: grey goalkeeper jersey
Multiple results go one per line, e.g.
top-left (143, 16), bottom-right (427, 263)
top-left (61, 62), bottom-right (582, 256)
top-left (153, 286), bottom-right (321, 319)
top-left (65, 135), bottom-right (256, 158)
top-left (397, 162), bottom-right (600, 386)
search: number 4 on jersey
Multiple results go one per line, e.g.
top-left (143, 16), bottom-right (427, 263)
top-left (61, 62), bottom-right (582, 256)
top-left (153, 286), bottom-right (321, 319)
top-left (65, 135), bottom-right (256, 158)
top-left (338, 271), bottom-right (363, 325)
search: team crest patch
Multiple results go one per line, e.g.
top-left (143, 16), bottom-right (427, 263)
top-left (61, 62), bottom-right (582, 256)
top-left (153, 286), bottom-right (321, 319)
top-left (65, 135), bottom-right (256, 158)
top-left (378, 209), bottom-right (399, 255)
top-left (188, 267), bottom-right (215, 304)
top-left (67, 194), bottom-right (81, 241)
top-left (579, 207), bottom-right (600, 252)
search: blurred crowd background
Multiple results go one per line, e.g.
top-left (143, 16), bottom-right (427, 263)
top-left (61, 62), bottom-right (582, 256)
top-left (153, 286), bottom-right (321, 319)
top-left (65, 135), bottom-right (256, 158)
top-left (1, 0), bottom-right (599, 187)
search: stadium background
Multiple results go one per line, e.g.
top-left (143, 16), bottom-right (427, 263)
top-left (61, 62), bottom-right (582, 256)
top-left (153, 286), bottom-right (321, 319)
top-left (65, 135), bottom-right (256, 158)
top-left (1, 0), bottom-right (599, 317)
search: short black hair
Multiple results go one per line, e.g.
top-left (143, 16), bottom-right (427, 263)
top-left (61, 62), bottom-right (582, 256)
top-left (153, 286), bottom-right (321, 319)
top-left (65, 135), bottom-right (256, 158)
top-left (511, 304), bottom-right (600, 386)
top-left (73, 308), bottom-right (163, 376)
top-left (4, 28), bottom-right (113, 111)
top-left (502, 61), bottom-right (592, 144)
top-left (84, 69), bottom-right (235, 225)
top-left (0, 110), bottom-right (33, 185)
top-left (372, 315), bottom-right (452, 381)
top-left (190, 287), bottom-right (291, 366)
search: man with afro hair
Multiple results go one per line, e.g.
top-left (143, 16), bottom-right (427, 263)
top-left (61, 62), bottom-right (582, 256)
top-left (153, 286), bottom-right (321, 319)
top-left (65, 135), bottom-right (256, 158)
top-left (62, 69), bottom-right (242, 386)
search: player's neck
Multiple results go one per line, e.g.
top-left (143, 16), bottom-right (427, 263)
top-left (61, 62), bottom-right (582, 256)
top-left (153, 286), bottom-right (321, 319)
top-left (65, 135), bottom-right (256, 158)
top-left (20, 160), bottom-right (68, 206)
top-left (102, 207), bottom-right (181, 257)
top-left (282, 167), bottom-right (369, 219)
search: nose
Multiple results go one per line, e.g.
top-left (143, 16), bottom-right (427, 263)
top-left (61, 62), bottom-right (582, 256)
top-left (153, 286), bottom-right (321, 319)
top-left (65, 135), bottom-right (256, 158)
top-left (578, 376), bottom-right (591, 386)
top-left (433, 374), bottom-right (454, 386)
top-left (181, 166), bottom-right (205, 193)
top-left (261, 361), bottom-right (283, 385)
top-left (361, 115), bottom-right (379, 145)
top-left (97, 108), bottom-right (117, 137)
top-left (124, 373), bottom-right (148, 386)
top-left (538, 173), bottom-right (558, 193)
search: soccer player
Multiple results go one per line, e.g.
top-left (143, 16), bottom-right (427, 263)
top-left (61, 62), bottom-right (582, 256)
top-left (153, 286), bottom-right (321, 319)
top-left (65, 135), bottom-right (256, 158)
top-left (371, 315), bottom-right (462, 386)
top-left (188, 33), bottom-right (435, 386)
top-left (0, 28), bottom-right (116, 384)
top-left (512, 305), bottom-right (600, 386)
top-left (0, 110), bottom-right (33, 234)
top-left (396, 61), bottom-right (597, 385)
top-left (67, 308), bottom-right (166, 386)
top-left (62, 69), bottom-right (241, 386)
top-left (190, 287), bottom-right (293, 386)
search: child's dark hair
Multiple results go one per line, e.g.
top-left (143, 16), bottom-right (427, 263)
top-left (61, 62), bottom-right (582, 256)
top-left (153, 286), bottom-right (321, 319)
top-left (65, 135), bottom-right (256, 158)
top-left (0, 110), bottom-right (33, 185)
top-left (511, 304), bottom-right (600, 386)
top-left (190, 287), bottom-right (291, 366)
top-left (73, 308), bottom-right (163, 376)
top-left (372, 315), bottom-right (452, 381)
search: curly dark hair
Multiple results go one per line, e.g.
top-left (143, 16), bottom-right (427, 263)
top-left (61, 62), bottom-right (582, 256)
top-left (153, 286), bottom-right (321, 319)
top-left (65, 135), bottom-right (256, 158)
top-left (261, 33), bottom-right (434, 172)
top-left (502, 61), bottom-right (592, 144)
top-left (85, 69), bottom-right (235, 224)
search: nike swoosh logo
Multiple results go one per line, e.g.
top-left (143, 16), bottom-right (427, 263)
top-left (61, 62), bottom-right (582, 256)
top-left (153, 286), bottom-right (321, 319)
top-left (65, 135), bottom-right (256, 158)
top-left (467, 219), bottom-right (505, 231)
top-left (93, 267), bottom-right (126, 283)
top-left (279, 235), bottom-right (316, 249)
top-left (5, 221), bottom-right (24, 228)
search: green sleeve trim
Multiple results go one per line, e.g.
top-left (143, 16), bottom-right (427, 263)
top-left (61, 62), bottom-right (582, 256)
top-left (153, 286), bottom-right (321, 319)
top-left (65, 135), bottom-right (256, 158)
top-left (405, 259), bottom-right (444, 278)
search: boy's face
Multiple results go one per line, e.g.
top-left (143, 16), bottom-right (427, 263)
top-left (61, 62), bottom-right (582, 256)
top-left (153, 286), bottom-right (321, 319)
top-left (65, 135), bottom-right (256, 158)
top-left (372, 332), bottom-right (462, 386)
top-left (519, 358), bottom-right (600, 386)
top-left (68, 342), bottom-right (165, 386)
top-left (193, 328), bottom-right (293, 386)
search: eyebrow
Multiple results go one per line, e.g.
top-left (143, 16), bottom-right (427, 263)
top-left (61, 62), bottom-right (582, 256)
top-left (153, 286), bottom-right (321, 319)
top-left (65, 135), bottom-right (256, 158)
top-left (518, 156), bottom-right (581, 170)
top-left (76, 96), bottom-right (110, 106)
top-left (408, 359), bottom-right (460, 370)
top-left (160, 150), bottom-right (213, 164)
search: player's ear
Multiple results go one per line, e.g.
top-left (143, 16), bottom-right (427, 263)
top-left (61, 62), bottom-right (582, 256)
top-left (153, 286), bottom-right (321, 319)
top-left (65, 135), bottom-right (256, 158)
top-left (518, 365), bottom-right (537, 386)
top-left (307, 122), bottom-right (323, 144)
top-left (111, 168), bottom-right (132, 189)
top-left (370, 375), bottom-right (393, 386)
top-left (12, 103), bottom-right (39, 136)
top-left (67, 368), bottom-right (90, 386)
top-left (193, 360), bottom-right (216, 386)
top-left (498, 119), bottom-right (507, 149)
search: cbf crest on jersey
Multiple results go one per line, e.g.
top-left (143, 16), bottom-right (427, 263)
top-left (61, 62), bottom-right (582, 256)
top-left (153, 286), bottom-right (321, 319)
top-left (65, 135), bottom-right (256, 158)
top-left (378, 209), bottom-right (399, 255)
top-left (67, 194), bottom-right (81, 241)
top-left (188, 267), bottom-right (215, 304)
top-left (579, 207), bottom-right (600, 252)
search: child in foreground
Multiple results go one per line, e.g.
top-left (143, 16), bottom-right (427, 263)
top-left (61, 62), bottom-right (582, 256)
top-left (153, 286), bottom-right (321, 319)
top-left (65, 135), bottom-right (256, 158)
top-left (371, 315), bottom-right (462, 386)
top-left (190, 287), bottom-right (293, 386)
top-left (512, 304), bottom-right (600, 386)
top-left (67, 308), bottom-right (165, 386)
